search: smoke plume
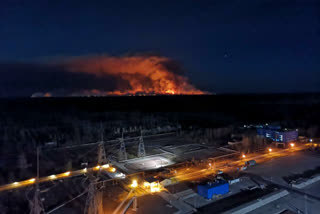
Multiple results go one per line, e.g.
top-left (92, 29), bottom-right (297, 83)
top-left (0, 55), bottom-right (206, 97)
top-left (64, 55), bottom-right (205, 96)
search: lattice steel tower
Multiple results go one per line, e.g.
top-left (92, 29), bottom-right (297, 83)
top-left (119, 133), bottom-right (127, 161)
top-left (138, 131), bottom-right (146, 158)
top-left (84, 180), bottom-right (103, 214)
top-left (29, 147), bottom-right (44, 214)
top-left (97, 142), bottom-right (107, 165)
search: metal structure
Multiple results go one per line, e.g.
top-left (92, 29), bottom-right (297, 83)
top-left (18, 153), bottom-right (28, 169)
top-left (84, 180), bottom-right (103, 214)
top-left (97, 142), bottom-right (108, 165)
top-left (119, 133), bottom-right (127, 161)
top-left (138, 131), bottom-right (146, 158)
top-left (29, 147), bottom-right (45, 214)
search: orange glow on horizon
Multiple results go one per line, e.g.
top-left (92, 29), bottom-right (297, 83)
top-left (67, 56), bottom-right (206, 96)
top-left (165, 89), bottom-right (175, 95)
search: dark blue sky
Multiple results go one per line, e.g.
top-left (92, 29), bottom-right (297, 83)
top-left (0, 0), bottom-right (319, 95)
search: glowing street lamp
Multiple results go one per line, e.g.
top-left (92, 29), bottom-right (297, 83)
top-left (29, 178), bottom-right (36, 183)
top-left (13, 182), bottom-right (19, 185)
top-left (242, 154), bottom-right (246, 158)
top-left (290, 143), bottom-right (295, 148)
top-left (49, 175), bottom-right (56, 179)
top-left (95, 165), bottom-right (101, 170)
top-left (131, 180), bottom-right (138, 188)
top-left (144, 182), bottom-right (150, 188)
top-left (63, 171), bottom-right (71, 176)
top-left (102, 164), bottom-right (109, 169)
top-left (268, 148), bottom-right (272, 152)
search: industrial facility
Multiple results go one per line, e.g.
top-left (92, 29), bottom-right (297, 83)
top-left (257, 125), bottom-right (298, 144)
top-left (197, 180), bottom-right (229, 199)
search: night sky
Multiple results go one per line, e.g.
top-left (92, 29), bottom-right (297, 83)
top-left (0, 0), bottom-right (319, 96)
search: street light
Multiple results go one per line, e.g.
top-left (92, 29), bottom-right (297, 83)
top-left (131, 180), bottom-right (138, 188)
top-left (49, 175), bottom-right (56, 179)
top-left (102, 164), bottom-right (109, 169)
top-left (268, 148), bottom-right (272, 152)
top-left (290, 143), bottom-right (295, 148)
top-left (29, 178), bottom-right (36, 183)
top-left (242, 154), bottom-right (246, 158)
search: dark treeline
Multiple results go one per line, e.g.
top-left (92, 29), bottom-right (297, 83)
top-left (1, 93), bottom-right (320, 124)
top-left (1, 93), bottom-right (320, 154)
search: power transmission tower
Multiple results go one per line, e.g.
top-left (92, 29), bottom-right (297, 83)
top-left (97, 122), bottom-right (108, 166)
top-left (29, 147), bottom-right (44, 214)
top-left (84, 180), bottom-right (103, 214)
top-left (119, 132), bottom-right (127, 161)
top-left (97, 142), bottom-right (107, 165)
top-left (138, 131), bottom-right (146, 158)
top-left (132, 196), bottom-right (138, 211)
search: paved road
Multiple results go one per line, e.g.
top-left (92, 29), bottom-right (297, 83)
top-left (0, 165), bottom-right (115, 192)
top-left (173, 146), bottom-right (304, 183)
top-left (0, 144), bottom-right (305, 192)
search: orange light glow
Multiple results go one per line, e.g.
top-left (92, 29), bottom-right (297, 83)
top-left (110, 167), bottom-right (116, 172)
top-left (242, 154), bottom-right (246, 158)
top-left (67, 56), bottom-right (206, 96)
top-left (290, 143), bottom-right (295, 147)
top-left (150, 182), bottom-right (161, 192)
top-left (29, 178), bottom-right (36, 183)
top-left (268, 148), bottom-right (272, 152)
top-left (131, 180), bottom-right (138, 188)
top-left (49, 175), bottom-right (56, 179)
top-left (63, 171), bottom-right (71, 176)
top-left (102, 164), bottom-right (109, 169)
top-left (144, 182), bottom-right (150, 188)
top-left (165, 89), bottom-right (175, 95)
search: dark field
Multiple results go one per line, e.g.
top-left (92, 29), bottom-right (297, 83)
top-left (1, 93), bottom-right (320, 126)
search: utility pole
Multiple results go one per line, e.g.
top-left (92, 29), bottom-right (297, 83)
top-left (138, 130), bottom-right (146, 158)
top-left (29, 147), bottom-right (44, 214)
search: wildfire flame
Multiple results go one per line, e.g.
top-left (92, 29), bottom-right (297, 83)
top-left (66, 55), bottom-right (205, 96)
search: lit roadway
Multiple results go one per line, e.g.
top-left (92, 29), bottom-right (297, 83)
top-left (0, 144), bottom-right (305, 193)
top-left (172, 144), bottom-right (304, 183)
top-left (0, 164), bottom-right (115, 192)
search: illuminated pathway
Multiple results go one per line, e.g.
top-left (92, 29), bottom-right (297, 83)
top-left (0, 164), bottom-right (116, 192)
top-left (173, 144), bottom-right (304, 183)
top-left (0, 144), bottom-right (305, 192)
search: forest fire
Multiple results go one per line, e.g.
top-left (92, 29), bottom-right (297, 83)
top-left (66, 55), bottom-right (205, 96)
